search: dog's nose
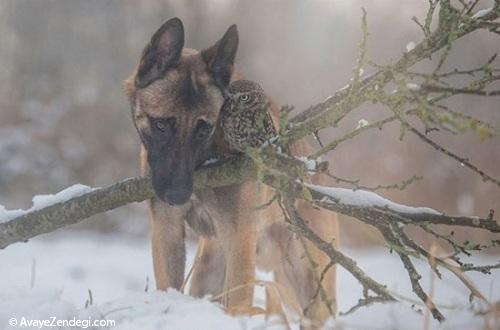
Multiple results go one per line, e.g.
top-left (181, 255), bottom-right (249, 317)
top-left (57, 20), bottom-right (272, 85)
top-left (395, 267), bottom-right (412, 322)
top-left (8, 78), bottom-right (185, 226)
top-left (164, 188), bottom-right (191, 205)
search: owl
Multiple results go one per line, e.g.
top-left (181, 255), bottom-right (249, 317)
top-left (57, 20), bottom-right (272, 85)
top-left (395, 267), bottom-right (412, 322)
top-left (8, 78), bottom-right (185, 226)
top-left (219, 80), bottom-right (277, 152)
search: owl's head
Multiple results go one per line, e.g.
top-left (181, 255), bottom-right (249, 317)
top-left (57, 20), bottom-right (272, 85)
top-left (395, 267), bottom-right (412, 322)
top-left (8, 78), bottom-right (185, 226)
top-left (226, 80), bottom-right (266, 109)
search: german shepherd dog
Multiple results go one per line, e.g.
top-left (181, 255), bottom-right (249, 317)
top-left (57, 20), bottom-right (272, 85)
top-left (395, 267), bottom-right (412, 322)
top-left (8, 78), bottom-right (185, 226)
top-left (124, 17), bottom-right (338, 324)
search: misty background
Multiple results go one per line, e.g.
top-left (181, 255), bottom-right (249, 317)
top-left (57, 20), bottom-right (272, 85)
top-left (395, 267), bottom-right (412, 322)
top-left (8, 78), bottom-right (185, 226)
top-left (0, 0), bottom-right (498, 247)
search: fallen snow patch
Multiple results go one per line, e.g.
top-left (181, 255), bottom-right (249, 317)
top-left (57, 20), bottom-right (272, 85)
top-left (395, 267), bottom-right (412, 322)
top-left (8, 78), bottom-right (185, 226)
top-left (472, 7), bottom-right (492, 19)
top-left (202, 158), bottom-right (220, 166)
top-left (356, 119), bottom-right (370, 129)
top-left (406, 41), bottom-right (416, 52)
top-left (92, 290), bottom-right (272, 330)
top-left (0, 288), bottom-right (274, 330)
top-left (0, 184), bottom-right (95, 223)
top-left (297, 156), bottom-right (318, 171)
top-left (0, 233), bottom-right (498, 330)
top-left (407, 83), bottom-right (421, 91)
top-left (305, 183), bottom-right (440, 215)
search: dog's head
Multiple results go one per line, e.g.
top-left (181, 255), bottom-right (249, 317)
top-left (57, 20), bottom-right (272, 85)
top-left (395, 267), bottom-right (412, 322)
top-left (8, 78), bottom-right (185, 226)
top-left (124, 18), bottom-right (238, 205)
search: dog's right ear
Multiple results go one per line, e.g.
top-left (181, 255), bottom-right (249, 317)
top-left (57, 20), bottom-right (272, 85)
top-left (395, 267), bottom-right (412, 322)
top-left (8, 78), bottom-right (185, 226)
top-left (135, 17), bottom-right (185, 88)
top-left (202, 25), bottom-right (239, 89)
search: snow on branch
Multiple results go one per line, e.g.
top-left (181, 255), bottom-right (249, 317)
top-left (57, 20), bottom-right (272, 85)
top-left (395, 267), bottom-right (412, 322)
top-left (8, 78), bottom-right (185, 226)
top-left (0, 176), bottom-right (151, 249)
top-left (1, 146), bottom-right (498, 323)
top-left (0, 157), bottom-right (255, 249)
top-left (0, 184), bottom-right (95, 223)
top-left (305, 184), bottom-right (440, 215)
top-left (307, 183), bottom-right (499, 232)
top-left (281, 181), bottom-right (499, 322)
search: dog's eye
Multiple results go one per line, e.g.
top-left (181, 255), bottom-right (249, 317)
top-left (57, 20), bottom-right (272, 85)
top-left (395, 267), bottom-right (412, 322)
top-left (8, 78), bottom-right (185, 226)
top-left (194, 120), bottom-right (212, 142)
top-left (153, 117), bottom-right (175, 133)
top-left (156, 121), bottom-right (167, 132)
top-left (239, 94), bottom-right (250, 102)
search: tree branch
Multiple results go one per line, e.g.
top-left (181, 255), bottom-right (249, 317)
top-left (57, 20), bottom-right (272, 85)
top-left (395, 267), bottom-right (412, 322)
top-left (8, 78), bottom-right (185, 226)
top-left (284, 3), bottom-right (500, 145)
top-left (1, 2), bottom-right (499, 323)
top-left (0, 157), bottom-right (255, 249)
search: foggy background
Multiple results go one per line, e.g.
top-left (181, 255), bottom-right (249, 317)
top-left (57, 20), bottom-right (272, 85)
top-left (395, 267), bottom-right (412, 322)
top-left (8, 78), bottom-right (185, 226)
top-left (0, 0), bottom-right (498, 247)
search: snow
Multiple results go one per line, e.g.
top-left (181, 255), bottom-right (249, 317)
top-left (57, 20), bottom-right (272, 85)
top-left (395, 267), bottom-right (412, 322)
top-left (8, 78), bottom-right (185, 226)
top-left (297, 156), bottom-right (318, 171)
top-left (356, 118), bottom-right (370, 129)
top-left (472, 7), bottom-right (492, 19)
top-left (93, 290), bottom-right (269, 330)
top-left (202, 158), bottom-right (220, 166)
top-left (0, 234), bottom-right (271, 330)
top-left (407, 82), bottom-right (421, 91)
top-left (406, 41), bottom-right (416, 52)
top-left (0, 184), bottom-right (94, 223)
top-left (0, 205), bottom-right (24, 224)
top-left (0, 232), bottom-right (498, 329)
top-left (1, 288), bottom-right (271, 330)
top-left (31, 184), bottom-right (94, 210)
top-left (260, 135), bottom-right (280, 149)
top-left (305, 183), bottom-right (441, 215)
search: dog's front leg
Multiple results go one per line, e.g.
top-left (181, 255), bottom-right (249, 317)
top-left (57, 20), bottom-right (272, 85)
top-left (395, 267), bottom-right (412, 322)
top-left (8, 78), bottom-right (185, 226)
top-left (216, 183), bottom-right (257, 310)
top-left (223, 218), bottom-right (256, 309)
top-left (149, 198), bottom-right (187, 291)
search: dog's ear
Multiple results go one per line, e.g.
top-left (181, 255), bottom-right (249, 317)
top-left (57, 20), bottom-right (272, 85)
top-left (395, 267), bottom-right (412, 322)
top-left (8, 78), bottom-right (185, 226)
top-left (202, 25), bottom-right (239, 89)
top-left (135, 17), bottom-right (185, 88)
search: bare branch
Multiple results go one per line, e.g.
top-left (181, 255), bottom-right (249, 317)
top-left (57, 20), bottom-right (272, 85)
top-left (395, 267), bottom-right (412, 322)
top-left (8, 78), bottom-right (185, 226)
top-left (0, 157), bottom-right (255, 249)
top-left (325, 173), bottom-right (423, 192)
top-left (281, 197), bottom-right (396, 311)
top-left (284, 5), bottom-right (500, 144)
top-left (312, 116), bottom-right (397, 158)
top-left (404, 120), bottom-right (500, 188)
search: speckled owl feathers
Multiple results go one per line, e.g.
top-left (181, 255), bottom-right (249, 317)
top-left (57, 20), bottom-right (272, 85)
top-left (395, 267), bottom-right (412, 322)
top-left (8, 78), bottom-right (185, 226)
top-left (219, 80), bottom-right (277, 152)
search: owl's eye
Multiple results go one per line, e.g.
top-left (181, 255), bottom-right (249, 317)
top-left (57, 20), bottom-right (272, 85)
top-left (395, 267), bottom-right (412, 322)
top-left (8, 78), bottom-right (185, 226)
top-left (239, 94), bottom-right (250, 102)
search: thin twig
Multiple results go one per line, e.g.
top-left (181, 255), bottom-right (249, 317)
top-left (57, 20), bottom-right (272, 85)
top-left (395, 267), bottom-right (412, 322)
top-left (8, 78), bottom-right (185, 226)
top-left (403, 121), bottom-right (500, 187)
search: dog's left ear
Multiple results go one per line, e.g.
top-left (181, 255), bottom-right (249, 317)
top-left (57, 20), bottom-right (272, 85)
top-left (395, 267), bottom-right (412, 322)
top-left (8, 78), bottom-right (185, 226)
top-left (202, 25), bottom-right (239, 89)
top-left (135, 17), bottom-right (185, 88)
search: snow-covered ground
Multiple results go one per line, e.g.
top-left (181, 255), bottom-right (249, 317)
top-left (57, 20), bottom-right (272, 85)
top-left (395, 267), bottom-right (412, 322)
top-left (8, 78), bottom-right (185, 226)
top-left (0, 231), bottom-right (498, 329)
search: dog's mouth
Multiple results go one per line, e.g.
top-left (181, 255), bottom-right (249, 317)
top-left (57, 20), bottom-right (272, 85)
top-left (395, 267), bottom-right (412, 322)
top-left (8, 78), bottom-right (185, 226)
top-left (147, 134), bottom-right (214, 206)
top-left (151, 178), bottom-right (193, 206)
top-left (150, 162), bottom-right (194, 206)
top-left (163, 187), bottom-right (192, 205)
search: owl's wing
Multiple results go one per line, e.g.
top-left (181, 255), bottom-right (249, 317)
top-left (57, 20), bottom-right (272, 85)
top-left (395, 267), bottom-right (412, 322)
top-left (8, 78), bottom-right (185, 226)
top-left (263, 110), bottom-right (278, 139)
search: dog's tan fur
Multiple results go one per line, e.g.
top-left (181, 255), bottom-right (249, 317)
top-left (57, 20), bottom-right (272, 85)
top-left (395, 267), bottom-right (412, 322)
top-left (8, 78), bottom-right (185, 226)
top-left (125, 18), bottom-right (338, 325)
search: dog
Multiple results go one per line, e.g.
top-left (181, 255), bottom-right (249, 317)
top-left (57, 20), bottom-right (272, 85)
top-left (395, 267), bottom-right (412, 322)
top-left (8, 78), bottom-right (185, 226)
top-left (123, 17), bottom-right (338, 325)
